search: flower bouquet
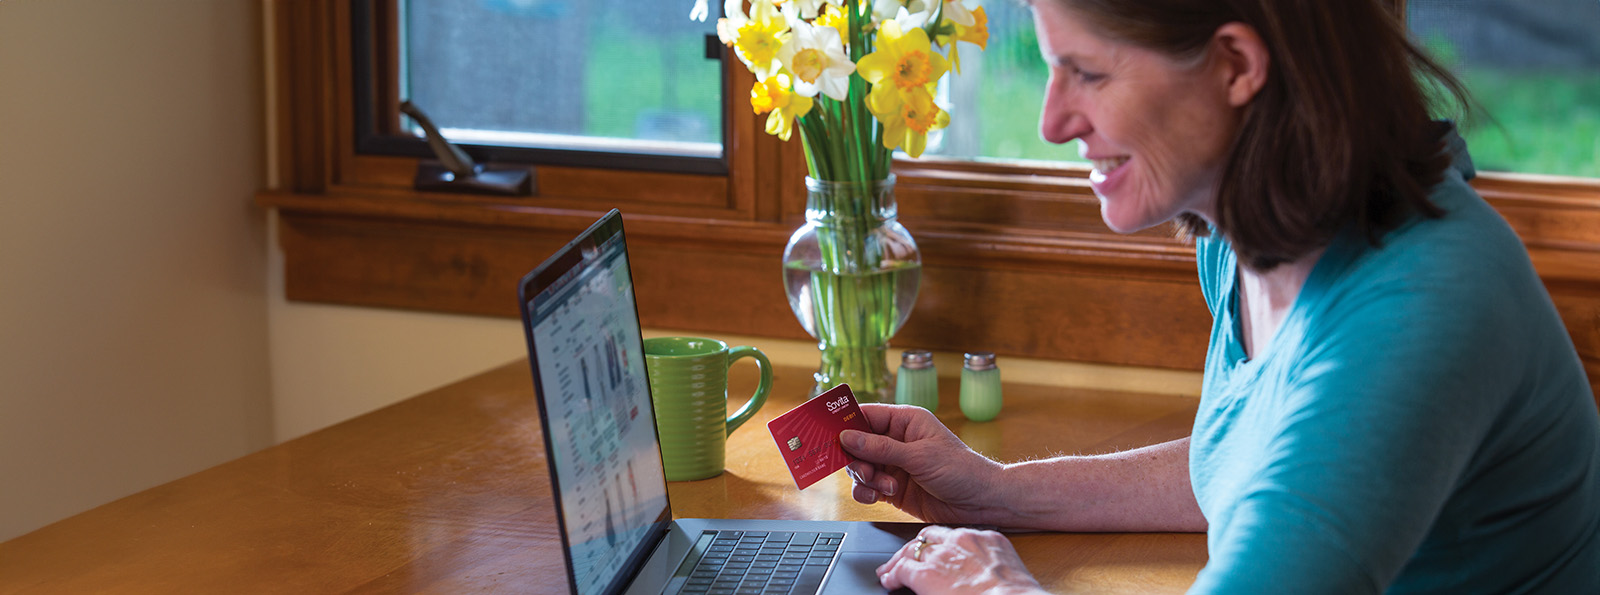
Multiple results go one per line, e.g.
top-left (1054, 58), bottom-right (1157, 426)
top-left (694, 0), bottom-right (988, 401)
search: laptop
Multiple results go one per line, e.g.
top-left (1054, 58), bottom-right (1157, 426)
top-left (518, 210), bottom-right (922, 595)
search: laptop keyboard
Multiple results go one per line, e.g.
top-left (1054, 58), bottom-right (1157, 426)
top-left (677, 531), bottom-right (845, 595)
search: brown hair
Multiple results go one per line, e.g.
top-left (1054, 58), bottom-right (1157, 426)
top-left (1051, 0), bottom-right (1471, 270)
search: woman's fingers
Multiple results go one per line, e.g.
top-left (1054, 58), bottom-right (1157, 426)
top-left (851, 481), bottom-right (881, 504)
top-left (877, 527), bottom-right (1041, 595)
top-left (846, 460), bottom-right (874, 484)
top-left (878, 527), bottom-right (949, 587)
top-left (846, 459), bottom-right (897, 500)
top-left (876, 527), bottom-right (934, 588)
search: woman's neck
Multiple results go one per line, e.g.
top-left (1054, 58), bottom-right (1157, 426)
top-left (1237, 247), bottom-right (1325, 359)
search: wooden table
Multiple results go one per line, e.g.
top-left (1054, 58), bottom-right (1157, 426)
top-left (0, 360), bottom-right (1205, 594)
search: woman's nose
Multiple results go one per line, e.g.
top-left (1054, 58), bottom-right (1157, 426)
top-left (1039, 83), bottom-right (1091, 145)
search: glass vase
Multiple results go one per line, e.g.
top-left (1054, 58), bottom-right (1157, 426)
top-left (782, 175), bottom-right (922, 403)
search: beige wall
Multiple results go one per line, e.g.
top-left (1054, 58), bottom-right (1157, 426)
top-left (264, 238), bottom-right (528, 441)
top-left (0, 0), bottom-right (270, 540)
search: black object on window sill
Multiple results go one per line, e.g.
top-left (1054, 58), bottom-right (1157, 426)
top-left (401, 101), bottom-right (536, 197)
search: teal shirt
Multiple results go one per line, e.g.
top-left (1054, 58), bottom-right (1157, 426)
top-left (1188, 133), bottom-right (1600, 594)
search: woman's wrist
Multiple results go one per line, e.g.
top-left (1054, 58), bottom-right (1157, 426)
top-left (984, 456), bottom-right (1107, 531)
top-left (977, 459), bottom-right (1054, 529)
top-left (972, 457), bottom-right (1013, 527)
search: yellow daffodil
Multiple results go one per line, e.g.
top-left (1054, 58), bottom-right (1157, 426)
top-left (695, 0), bottom-right (975, 169)
top-left (751, 74), bottom-right (814, 141)
top-left (857, 18), bottom-right (949, 123)
top-left (872, 85), bottom-right (947, 157)
top-left (721, 0), bottom-right (790, 80)
top-left (812, 3), bottom-right (852, 44)
top-left (778, 20), bottom-right (856, 101)
top-left (957, 5), bottom-right (987, 46)
top-left (859, 18), bottom-right (949, 156)
top-left (948, 5), bottom-right (988, 74)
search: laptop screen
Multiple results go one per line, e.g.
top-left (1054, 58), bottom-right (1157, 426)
top-left (521, 211), bottom-right (670, 595)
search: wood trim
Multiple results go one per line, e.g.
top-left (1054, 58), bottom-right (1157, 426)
top-left (372, 0), bottom-right (400, 136)
top-left (261, 0), bottom-right (1600, 404)
top-left (278, 0), bottom-right (335, 193)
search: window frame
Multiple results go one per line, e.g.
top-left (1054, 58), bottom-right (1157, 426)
top-left (259, 0), bottom-right (1600, 397)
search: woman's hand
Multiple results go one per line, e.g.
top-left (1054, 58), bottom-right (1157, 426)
top-left (877, 526), bottom-right (1046, 595)
top-left (840, 403), bottom-right (1006, 525)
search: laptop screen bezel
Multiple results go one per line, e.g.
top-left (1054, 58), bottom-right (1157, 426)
top-left (517, 209), bottom-right (673, 595)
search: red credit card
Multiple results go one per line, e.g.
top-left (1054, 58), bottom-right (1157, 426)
top-left (767, 384), bottom-right (872, 490)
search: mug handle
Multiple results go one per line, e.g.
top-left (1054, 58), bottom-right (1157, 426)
top-left (723, 346), bottom-right (772, 436)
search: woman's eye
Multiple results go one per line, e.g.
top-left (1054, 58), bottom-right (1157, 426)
top-left (1074, 68), bottom-right (1106, 84)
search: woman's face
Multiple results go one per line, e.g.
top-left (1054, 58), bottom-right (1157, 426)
top-left (1033, 2), bottom-right (1244, 233)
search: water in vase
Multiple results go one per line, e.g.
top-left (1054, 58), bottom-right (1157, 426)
top-left (783, 260), bottom-right (922, 399)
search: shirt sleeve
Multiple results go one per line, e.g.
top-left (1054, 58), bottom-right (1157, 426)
top-left (1189, 271), bottom-right (1521, 593)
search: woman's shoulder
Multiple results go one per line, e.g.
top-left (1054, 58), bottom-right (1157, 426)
top-left (1364, 168), bottom-right (1530, 293)
top-left (1293, 139), bottom-right (1551, 350)
top-left (1331, 129), bottom-right (1527, 302)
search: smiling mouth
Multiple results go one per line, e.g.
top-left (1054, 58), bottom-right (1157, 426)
top-left (1089, 156), bottom-right (1129, 184)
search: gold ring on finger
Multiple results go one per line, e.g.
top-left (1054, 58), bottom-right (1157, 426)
top-left (911, 536), bottom-right (929, 561)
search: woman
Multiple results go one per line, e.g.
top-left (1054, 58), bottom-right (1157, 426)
top-left (840, 0), bottom-right (1600, 593)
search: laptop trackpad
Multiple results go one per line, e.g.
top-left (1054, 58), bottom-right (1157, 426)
top-left (825, 552), bottom-right (913, 594)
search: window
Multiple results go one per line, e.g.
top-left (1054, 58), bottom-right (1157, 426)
top-left (1409, 0), bottom-right (1600, 178)
top-left (919, 0), bottom-right (1081, 165)
top-left (353, 0), bottom-right (725, 176)
top-left (406, 1), bottom-right (721, 154)
top-left (377, 0), bottom-right (1080, 170)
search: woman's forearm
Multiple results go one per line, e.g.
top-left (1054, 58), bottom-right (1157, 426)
top-left (986, 437), bottom-right (1207, 533)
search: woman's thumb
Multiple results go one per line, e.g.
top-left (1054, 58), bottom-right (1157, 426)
top-left (840, 429), bottom-right (907, 467)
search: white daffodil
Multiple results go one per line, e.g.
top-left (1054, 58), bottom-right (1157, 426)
top-left (893, 4), bottom-right (932, 32)
top-left (940, 0), bottom-right (975, 27)
top-left (874, 0), bottom-right (972, 29)
top-left (717, 0), bottom-right (745, 45)
top-left (784, 0), bottom-right (829, 20)
top-left (720, 0), bottom-right (790, 80)
top-left (873, 0), bottom-right (931, 24)
top-left (778, 19), bottom-right (857, 101)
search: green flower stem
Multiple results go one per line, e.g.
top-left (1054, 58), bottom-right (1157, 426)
top-left (802, 177), bottom-right (900, 400)
top-left (782, 0), bottom-right (907, 400)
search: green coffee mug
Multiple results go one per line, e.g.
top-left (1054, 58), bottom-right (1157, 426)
top-left (643, 337), bottom-right (772, 481)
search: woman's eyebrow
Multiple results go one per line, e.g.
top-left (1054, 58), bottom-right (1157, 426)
top-left (1051, 54), bottom-right (1106, 72)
